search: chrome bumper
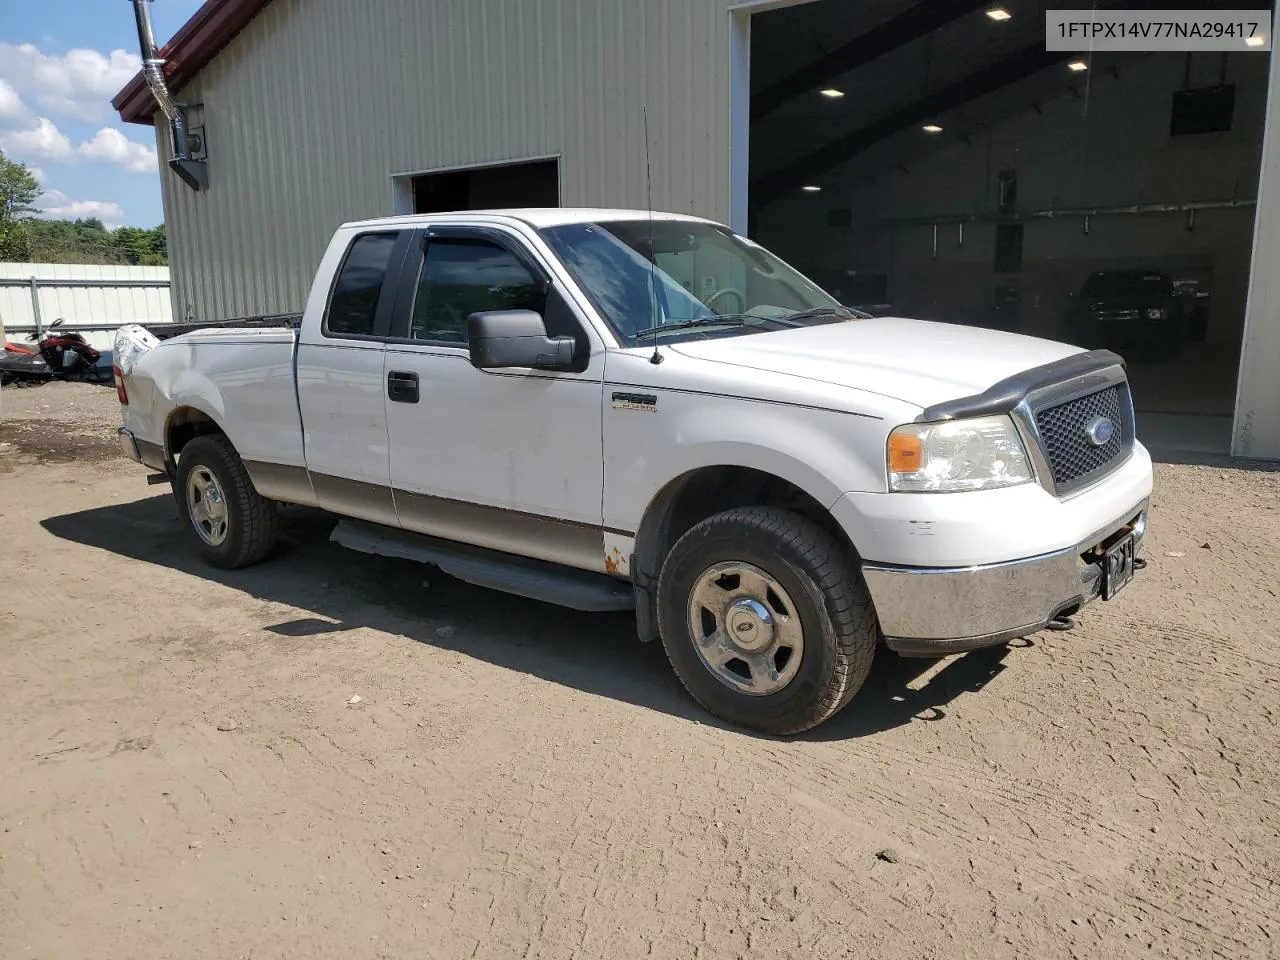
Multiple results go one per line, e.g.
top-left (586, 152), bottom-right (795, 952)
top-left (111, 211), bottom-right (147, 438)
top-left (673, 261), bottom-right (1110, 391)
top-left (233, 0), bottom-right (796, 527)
top-left (117, 427), bottom-right (141, 463)
top-left (117, 427), bottom-right (167, 472)
top-left (862, 500), bottom-right (1147, 657)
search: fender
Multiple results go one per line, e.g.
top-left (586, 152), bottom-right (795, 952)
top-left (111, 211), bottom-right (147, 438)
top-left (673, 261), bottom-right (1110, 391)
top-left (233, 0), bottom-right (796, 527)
top-left (604, 386), bottom-right (894, 537)
top-left (143, 333), bottom-right (307, 472)
top-left (139, 343), bottom-right (230, 457)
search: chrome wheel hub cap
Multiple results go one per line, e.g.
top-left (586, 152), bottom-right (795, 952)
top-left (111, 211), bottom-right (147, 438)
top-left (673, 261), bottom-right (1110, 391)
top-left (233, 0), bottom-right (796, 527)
top-left (687, 561), bottom-right (804, 696)
top-left (186, 467), bottom-right (229, 547)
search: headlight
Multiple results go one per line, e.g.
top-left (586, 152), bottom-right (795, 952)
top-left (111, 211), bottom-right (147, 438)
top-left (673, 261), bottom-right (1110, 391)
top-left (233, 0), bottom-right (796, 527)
top-left (887, 415), bottom-right (1033, 492)
top-left (1146, 307), bottom-right (1166, 320)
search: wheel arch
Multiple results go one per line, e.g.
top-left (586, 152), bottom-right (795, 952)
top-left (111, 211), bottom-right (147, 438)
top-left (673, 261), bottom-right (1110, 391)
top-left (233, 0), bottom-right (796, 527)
top-left (164, 403), bottom-right (230, 465)
top-left (630, 464), bottom-right (864, 642)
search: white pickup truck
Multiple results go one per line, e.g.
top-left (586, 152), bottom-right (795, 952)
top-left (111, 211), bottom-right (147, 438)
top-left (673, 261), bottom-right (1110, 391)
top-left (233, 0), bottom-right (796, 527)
top-left (114, 208), bottom-right (1152, 734)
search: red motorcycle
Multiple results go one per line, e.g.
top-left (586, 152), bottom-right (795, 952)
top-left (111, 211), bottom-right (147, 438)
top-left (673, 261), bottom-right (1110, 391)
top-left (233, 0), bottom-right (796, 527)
top-left (36, 319), bottom-right (107, 380)
top-left (0, 319), bottom-right (109, 386)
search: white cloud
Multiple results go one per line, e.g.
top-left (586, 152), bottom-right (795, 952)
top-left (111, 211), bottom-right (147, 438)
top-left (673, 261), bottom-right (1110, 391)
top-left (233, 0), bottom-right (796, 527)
top-left (0, 43), bottom-right (140, 121)
top-left (0, 78), bottom-right (28, 120)
top-left (27, 166), bottom-right (45, 184)
top-left (34, 188), bottom-right (126, 226)
top-left (78, 127), bottom-right (157, 173)
top-left (0, 117), bottom-right (73, 161)
top-left (0, 117), bottom-right (156, 173)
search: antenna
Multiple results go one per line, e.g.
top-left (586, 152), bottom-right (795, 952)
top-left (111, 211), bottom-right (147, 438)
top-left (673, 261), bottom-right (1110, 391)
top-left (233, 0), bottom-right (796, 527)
top-left (643, 105), bottom-right (663, 365)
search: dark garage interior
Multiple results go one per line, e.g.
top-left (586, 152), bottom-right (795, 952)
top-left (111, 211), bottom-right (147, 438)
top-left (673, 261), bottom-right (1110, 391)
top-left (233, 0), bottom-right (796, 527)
top-left (412, 158), bottom-right (559, 214)
top-left (748, 0), bottom-right (1271, 454)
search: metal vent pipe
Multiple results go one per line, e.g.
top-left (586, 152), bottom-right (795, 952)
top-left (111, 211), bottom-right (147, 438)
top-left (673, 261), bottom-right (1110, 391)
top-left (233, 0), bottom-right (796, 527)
top-left (131, 0), bottom-right (207, 191)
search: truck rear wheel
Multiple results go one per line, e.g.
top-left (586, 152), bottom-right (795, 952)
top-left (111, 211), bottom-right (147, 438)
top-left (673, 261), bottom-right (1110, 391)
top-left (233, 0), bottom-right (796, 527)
top-left (175, 435), bottom-right (279, 569)
top-left (656, 506), bottom-right (877, 735)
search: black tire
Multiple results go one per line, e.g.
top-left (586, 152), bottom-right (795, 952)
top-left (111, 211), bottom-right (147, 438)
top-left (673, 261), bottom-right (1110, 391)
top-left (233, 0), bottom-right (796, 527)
top-left (175, 434), bottom-right (278, 569)
top-left (656, 506), bottom-right (878, 735)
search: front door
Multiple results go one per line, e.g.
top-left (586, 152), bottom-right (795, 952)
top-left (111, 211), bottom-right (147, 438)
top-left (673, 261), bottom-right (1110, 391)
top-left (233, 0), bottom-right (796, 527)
top-left (383, 226), bottom-right (607, 571)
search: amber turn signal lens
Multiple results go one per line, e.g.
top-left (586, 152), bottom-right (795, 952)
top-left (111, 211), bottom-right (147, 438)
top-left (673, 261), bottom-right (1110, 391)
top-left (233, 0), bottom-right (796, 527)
top-left (887, 432), bottom-right (923, 474)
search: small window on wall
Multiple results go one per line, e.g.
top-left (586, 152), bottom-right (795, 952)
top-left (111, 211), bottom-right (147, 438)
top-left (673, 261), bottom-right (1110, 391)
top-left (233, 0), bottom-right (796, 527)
top-left (1171, 85), bottom-right (1235, 136)
top-left (410, 239), bottom-right (546, 343)
top-left (326, 231), bottom-right (400, 336)
top-left (994, 223), bottom-right (1024, 274)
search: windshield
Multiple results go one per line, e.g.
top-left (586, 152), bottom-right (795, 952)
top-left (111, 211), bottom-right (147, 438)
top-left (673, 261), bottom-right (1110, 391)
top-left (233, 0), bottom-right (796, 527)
top-left (539, 219), bottom-right (843, 345)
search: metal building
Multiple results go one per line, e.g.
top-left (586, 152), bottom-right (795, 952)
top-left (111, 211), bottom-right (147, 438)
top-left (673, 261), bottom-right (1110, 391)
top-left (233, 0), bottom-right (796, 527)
top-left (114, 0), bottom-right (1280, 460)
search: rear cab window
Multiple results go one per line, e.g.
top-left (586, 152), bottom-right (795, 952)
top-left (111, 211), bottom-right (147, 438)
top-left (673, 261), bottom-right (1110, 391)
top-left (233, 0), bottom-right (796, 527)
top-left (324, 231), bottom-right (403, 338)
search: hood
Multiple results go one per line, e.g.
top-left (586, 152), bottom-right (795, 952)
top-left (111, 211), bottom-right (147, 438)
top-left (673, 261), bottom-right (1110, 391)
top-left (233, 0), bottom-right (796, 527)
top-left (669, 316), bottom-right (1083, 411)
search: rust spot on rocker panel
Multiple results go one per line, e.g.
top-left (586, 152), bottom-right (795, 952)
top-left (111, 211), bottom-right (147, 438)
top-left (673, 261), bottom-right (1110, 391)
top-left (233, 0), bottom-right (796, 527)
top-left (605, 546), bottom-right (625, 575)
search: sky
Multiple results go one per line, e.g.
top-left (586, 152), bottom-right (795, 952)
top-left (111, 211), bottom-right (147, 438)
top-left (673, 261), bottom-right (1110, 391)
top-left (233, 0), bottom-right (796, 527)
top-left (0, 0), bottom-right (204, 228)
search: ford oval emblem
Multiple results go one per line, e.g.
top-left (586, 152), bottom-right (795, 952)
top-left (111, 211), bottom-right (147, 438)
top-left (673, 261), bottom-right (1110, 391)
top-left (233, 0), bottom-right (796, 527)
top-left (1085, 416), bottom-right (1115, 447)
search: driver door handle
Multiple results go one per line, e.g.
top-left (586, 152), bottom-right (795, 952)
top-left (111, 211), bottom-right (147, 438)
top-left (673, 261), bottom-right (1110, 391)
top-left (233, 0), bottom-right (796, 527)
top-left (388, 370), bottom-right (419, 403)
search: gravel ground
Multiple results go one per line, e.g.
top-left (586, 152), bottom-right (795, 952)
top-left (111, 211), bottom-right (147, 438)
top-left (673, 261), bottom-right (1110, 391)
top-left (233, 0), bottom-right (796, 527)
top-left (1, 383), bottom-right (1278, 960)
top-left (0, 381), bottom-right (123, 462)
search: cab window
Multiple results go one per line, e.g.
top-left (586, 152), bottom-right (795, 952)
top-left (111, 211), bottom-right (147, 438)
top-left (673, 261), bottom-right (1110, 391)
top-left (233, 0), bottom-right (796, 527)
top-left (409, 238), bottom-right (546, 343)
top-left (325, 232), bottom-right (400, 337)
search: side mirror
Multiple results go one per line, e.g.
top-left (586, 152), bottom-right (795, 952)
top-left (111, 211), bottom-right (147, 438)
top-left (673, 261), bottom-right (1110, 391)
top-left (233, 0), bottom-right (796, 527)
top-left (467, 310), bottom-right (575, 371)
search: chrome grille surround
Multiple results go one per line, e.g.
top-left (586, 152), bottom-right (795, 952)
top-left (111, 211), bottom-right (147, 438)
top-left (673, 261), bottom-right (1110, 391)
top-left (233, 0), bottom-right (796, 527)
top-left (1010, 365), bottom-right (1135, 497)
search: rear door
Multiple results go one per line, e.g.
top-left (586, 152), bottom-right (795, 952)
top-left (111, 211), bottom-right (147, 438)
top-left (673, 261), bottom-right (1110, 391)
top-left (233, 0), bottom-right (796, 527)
top-left (382, 224), bottom-right (608, 571)
top-left (296, 228), bottom-right (412, 525)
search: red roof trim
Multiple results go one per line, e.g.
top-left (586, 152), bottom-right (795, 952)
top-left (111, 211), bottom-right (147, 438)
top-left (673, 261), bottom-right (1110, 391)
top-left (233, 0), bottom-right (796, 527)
top-left (112, 0), bottom-right (274, 125)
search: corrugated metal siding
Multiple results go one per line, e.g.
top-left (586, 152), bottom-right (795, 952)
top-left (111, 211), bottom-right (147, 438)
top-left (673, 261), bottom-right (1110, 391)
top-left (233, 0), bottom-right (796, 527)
top-left (158, 0), bottom-right (733, 323)
top-left (0, 263), bottom-right (171, 332)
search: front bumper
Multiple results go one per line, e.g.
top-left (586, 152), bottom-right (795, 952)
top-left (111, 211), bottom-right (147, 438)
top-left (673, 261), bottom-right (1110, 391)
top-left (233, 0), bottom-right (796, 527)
top-left (862, 499), bottom-right (1147, 656)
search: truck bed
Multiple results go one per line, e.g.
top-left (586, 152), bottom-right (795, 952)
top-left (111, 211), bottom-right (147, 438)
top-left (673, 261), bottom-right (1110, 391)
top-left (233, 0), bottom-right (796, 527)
top-left (119, 314), bottom-right (308, 485)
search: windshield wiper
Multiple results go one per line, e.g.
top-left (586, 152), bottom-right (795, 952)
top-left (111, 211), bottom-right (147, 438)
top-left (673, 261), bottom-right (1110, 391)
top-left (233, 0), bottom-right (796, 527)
top-left (631, 315), bottom-right (756, 338)
top-left (632, 309), bottom-right (849, 340)
top-left (782, 306), bottom-right (859, 324)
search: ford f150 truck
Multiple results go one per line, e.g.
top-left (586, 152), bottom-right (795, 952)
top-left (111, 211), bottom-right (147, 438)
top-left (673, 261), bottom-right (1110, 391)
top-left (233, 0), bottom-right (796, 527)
top-left (114, 208), bottom-right (1152, 734)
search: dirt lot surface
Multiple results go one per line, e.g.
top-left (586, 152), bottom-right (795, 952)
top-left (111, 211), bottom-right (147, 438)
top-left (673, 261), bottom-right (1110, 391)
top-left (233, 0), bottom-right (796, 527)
top-left (2, 382), bottom-right (1279, 959)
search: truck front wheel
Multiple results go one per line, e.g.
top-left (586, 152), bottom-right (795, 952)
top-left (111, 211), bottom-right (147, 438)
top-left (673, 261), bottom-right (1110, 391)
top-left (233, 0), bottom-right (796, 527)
top-left (656, 506), bottom-right (877, 735)
top-left (175, 435), bottom-right (279, 569)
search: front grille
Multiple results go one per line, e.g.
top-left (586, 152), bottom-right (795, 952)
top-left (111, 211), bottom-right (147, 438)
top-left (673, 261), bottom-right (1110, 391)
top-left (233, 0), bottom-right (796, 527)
top-left (1034, 386), bottom-right (1125, 492)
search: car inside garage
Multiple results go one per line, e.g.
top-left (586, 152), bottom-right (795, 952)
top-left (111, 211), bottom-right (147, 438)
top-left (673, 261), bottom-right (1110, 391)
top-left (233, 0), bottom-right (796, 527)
top-left (746, 0), bottom-right (1270, 455)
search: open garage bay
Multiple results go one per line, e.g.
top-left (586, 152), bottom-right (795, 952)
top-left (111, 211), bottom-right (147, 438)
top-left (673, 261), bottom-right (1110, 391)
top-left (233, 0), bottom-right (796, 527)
top-left (749, 0), bottom-right (1268, 461)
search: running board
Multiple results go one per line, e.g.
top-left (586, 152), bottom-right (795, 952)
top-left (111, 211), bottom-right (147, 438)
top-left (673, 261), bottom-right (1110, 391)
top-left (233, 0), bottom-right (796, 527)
top-left (330, 519), bottom-right (635, 612)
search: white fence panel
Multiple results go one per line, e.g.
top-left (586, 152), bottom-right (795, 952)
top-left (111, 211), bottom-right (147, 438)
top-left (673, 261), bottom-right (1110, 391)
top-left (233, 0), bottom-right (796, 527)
top-left (0, 263), bottom-right (172, 354)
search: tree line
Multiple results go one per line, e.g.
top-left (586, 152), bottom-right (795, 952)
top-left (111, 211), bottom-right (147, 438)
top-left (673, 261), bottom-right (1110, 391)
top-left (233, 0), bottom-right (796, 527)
top-left (0, 149), bottom-right (167, 266)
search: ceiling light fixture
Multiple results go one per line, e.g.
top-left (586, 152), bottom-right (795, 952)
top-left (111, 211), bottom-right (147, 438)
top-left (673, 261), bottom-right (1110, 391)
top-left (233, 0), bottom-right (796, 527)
top-left (802, 184), bottom-right (822, 192)
top-left (985, 8), bottom-right (1012, 21)
top-left (819, 87), bottom-right (845, 99)
top-left (922, 124), bottom-right (943, 134)
top-left (1246, 34), bottom-right (1266, 47)
top-left (1067, 59), bottom-right (1088, 71)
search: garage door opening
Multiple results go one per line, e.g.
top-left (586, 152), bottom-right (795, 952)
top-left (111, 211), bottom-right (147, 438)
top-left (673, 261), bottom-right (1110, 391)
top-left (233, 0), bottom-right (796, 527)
top-left (404, 158), bottom-right (559, 214)
top-left (746, 0), bottom-right (1270, 458)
